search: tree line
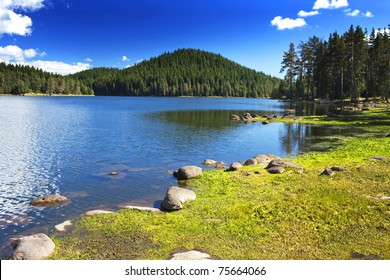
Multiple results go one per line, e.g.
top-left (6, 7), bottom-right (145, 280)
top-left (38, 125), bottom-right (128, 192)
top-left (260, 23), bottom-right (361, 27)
top-left (73, 49), bottom-right (280, 98)
top-left (0, 49), bottom-right (280, 98)
top-left (280, 25), bottom-right (390, 102)
top-left (0, 63), bottom-right (94, 95)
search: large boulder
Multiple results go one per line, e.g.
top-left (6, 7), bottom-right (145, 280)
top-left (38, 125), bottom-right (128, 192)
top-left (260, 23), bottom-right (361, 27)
top-left (227, 162), bottom-right (242, 171)
top-left (267, 166), bottom-right (285, 174)
top-left (161, 187), bottom-right (196, 211)
top-left (174, 166), bottom-right (202, 180)
top-left (244, 158), bottom-right (258, 166)
top-left (11, 233), bottom-right (55, 260)
top-left (254, 154), bottom-right (281, 164)
top-left (30, 194), bottom-right (68, 207)
top-left (266, 159), bottom-right (303, 172)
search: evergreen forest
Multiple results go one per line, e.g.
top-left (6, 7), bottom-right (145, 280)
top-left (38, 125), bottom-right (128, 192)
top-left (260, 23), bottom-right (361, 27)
top-left (280, 25), bottom-right (390, 102)
top-left (0, 49), bottom-right (280, 98)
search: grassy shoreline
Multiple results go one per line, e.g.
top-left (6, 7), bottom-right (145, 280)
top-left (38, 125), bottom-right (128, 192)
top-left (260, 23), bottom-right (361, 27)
top-left (50, 108), bottom-right (390, 260)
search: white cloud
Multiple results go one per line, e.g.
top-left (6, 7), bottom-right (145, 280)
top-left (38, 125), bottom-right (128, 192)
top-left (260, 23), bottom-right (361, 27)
top-left (0, 7), bottom-right (32, 36)
top-left (19, 61), bottom-right (91, 75)
top-left (0, 0), bottom-right (45, 36)
top-left (8, 0), bottom-right (45, 11)
top-left (344, 9), bottom-right (374, 18)
top-left (298, 10), bottom-right (319, 17)
top-left (346, 9), bottom-right (360, 17)
top-left (364, 11), bottom-right (374, 18)
top-left (313, 0), bottom-right (349, 10)
top-left (122, 55), bottom-right (129, 62)
top-left (0, 44), bottom-right (90, 75)
top-left (0, 45), bottom-right (41, 62)
top-left (85, 58), bottom-right (93, 63)
top-left (271, 16), bottom-right (307, 30)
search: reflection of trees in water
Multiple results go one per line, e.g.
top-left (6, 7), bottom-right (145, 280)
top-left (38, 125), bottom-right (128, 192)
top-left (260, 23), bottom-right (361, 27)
top-left (155, 110), bottom-right (273, 131)
top-left (280, 123), bottom-right (366, 156)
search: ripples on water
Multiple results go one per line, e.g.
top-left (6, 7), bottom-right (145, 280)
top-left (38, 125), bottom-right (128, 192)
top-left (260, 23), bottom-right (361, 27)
top-left (0, 96), bottom-right (361, 250)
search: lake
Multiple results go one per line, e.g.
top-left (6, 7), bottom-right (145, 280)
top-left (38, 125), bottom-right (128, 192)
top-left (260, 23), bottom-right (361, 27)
top-left (0, 96), bottom-right (361, 251)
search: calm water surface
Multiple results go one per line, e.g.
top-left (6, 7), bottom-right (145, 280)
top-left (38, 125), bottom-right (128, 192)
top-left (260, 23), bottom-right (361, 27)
top-left (0, 96), bottom-right (361, 251)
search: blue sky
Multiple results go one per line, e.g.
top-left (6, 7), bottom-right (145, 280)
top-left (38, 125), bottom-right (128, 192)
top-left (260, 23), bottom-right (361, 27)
top-left (0, 0), bottom-right (389, 76)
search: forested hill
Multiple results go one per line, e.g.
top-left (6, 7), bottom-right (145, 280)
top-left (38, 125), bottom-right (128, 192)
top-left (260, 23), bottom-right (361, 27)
top-left (73, 49), bottom-right (280, 97)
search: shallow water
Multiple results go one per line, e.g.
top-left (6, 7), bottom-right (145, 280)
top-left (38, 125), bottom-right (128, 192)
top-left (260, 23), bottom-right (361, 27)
top-left (0, 96), bottom-right (362, 250)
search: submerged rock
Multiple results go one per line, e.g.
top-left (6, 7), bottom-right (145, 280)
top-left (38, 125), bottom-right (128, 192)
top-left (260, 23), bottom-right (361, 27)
top-left (175, 166), bottom-right (202, 180)
top-left (11, 233), bottom-right (55, 260)
top-left (54, 220), bottom-right (73, 232)
top-left (161, 187), bottom-right (196, 211)
top-left (202, 159), bottom-right (217, 166)
top-left (262, 120), bottom-right (270, 125)
top-left (30, 194), bottom-right (68, 207)
top-left (108, 171), bottom-right (119, 176)
top-left (84, 210), bottom-right (114, 216)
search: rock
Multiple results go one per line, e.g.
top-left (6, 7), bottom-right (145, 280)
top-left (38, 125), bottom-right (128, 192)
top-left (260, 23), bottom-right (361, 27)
top-left (266, 159), bottom-right (303, 171)
top-left (108, 171), bottom-right (119, 176)
top-left (30, 194), bottom-right (68, 207)
top-left (320, 168), bottom-right (335, 176)
top-left (262, 120), bottom-right (270, 125)
top-left (251, 113), bottom-right (260, 118)
top-left (11, 233), bottom-right (55, 260)
top-left (119, 205), bottom-right (163, 214)
top-left (265, 115), bottom-right (277, 120)
top-left (255, 154), bottom-right (281, 164)
top-left (267, 166), bottom-right (285, 174)
top-left (243, 158), bottom-right (258, 166)
top-left (331, 166), bottom-right (350, 172)
top-left (230, 114), bottom-right (241, 121)
top-left (351, 251), bottom-right (381, 260)
top-left (385, 133), bottom-right (390, 138)
top-left (54, 220), bottom-right (73, 232)
top-left (240, 112), bottom-right (253, 123)
top-left (161, 187), bottom-right (196, 211)
top-left (366, 156), bottom-right (387, 161)
top-left (84, 210), bottom-right (114, 216)
top-left (175, 166), bottom-right (202, 180)
top-left (170, 250), bottom-right (212, 260)
top-left (202, 159), bottom-right (217, 166)
top-left (215, 162), bottom-right (225, 169)
top-left (227, 162), bottom-right (242, 171)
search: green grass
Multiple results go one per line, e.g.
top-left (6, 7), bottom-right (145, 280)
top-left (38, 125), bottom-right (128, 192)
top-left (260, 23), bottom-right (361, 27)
top-left (51, 109), bottom-right (390, 260)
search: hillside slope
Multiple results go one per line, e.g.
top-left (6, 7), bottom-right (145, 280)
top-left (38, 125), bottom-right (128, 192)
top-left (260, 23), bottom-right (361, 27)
top-left (74, 49), bottom-right (280, 97)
